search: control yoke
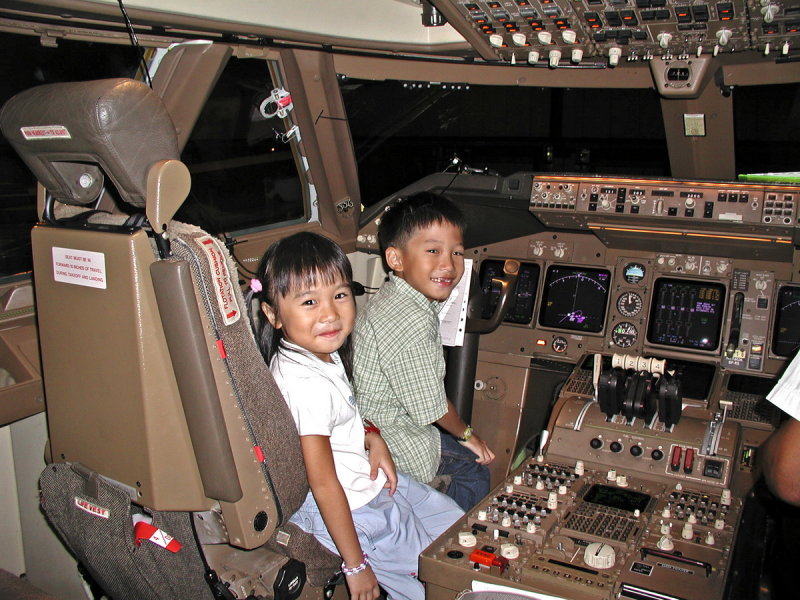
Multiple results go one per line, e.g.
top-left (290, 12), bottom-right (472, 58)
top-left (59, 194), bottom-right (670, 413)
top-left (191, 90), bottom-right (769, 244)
top-left (446, 259), bottom-right (520, 421)
top-left (466, 259), bottom-right (520, 333)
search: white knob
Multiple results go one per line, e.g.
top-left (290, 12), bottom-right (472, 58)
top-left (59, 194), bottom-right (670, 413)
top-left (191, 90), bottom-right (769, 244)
top-left (607, 469), bottom-right (617, 481)
top-left (553, 246), bottom-right (565, 258)
top-left (477, 510), bottom-right (488, 521)
top-left (526, 521), bottom-right (537, 533)
top-left (657, 535), bottom-right (674, 551)
top-left (489, 34), bottom-right (504, 48)
top-left (512, 33), bottom-right (527, 47)
top-left (716, 29), bottom-right (732, 46)
top-left (714, 518), bottom-right (725, 530)
top-left (658, 32), bottom-right (673, 49)
top-left (558, 484), bottom-right (568, 495)
top-left (537, 31), bottom-right (552, 45)
top-left (616, 475), bottom-right (629, 488)
top-left (609, 47), bottom-right (622, 67)
top-left (765, 42), bottom-right (771, 56)
top-left (721, 489), bottom-right (731, 506)
top-left (548, 49), bottom-right (562, 68)
top-left (571, 48), bottom-right (583, 64)
top-left (502, 514), bottom-right (512, 527)
top-left (681, 522), bottom-right (694, 540)
top-left (575, 460), bottom-right (585, 476)
top-left (501, 543), bottom-right (520, 559)
top-left (562, 29), bottom-right (577, 44)
top-left (713, 44), bottom-right (720, 57)
top-left (505, 484), bottom-right (514, 494)
top-left (493, 528), bottom-right (500, 540)
top-left (528, 50), bottom-right (540, 64)
top-left (535, 479), bottom-right (545, 490)
top-left (662, 507), bottom-right (671, 518)
top-left (660, 522), bottom-right (671, 534)
top-left (705, 532), bottom-right (716, 546)
top-left (458, 532), bottom-right (477, 547)
top-left (583, 542), bottom-right (616, 569)
top-left (513, 475), bottom-right (523, 485)
top-left (696, 45), bottom-right (703, 57)
top-left (601, 199), bottom-right (611, 209)
top-left (762, 4), bottom-right (778, 23)
top-left (688, 513), bottom-right (697, 524)
top-left (784, 41), bottom-right (790, 55)
top-left (675, 483), bottom-right (683, 491)
top-left (474, 379), bottom-right (486, 391)
top-left (510, 53), bottom-right (517, 65)
top-left (547, 491), bottom-right (558, 510)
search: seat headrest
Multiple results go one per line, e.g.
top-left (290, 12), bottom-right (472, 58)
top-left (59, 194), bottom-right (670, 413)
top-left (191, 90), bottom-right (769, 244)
top-left (0, 78), bottom-right (179, 208)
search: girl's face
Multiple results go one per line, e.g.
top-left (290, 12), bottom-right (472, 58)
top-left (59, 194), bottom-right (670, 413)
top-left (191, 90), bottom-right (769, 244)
top-left (262, 273), bottom-right (355, 363)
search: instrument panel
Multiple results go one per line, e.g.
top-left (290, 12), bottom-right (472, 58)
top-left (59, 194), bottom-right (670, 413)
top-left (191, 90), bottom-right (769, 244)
top-left (432, 0), bottom-right (800, 65)
top-left (357, 171), bottom-right (793, 598)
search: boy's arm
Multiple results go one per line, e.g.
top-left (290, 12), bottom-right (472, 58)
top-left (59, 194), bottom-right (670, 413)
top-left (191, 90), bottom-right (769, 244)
top-left (300, 435), bottom-right (381, 600)
top-left (436, 400), bottom-right (495, 465)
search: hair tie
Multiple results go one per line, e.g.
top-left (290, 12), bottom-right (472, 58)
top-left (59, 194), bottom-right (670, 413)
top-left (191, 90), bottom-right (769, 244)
top-left (250, 278), bottom-right (263, 293)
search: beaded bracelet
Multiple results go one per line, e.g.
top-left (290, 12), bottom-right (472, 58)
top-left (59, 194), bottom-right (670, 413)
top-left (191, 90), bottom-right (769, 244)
top-left (341, 552), bottom-right (369, 577)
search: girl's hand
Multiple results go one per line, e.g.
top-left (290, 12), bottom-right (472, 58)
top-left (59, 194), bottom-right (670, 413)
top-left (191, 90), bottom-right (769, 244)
top-left (345, 565), bottom-right (381, 600)
top-left (364, 432), bottom-right (398, 495)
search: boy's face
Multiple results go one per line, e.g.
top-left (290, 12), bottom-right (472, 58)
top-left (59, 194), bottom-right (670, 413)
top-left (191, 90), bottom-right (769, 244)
top-left (385, 220), bottom-right (465, 302)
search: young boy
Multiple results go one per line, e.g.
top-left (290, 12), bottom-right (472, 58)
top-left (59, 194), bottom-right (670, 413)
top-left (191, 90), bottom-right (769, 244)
top-left (353, 192), bottom-right (495, 511)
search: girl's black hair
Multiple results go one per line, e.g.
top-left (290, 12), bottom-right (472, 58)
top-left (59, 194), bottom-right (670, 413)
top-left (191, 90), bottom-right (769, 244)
top-left (253, 231), bottom-right (355, 378)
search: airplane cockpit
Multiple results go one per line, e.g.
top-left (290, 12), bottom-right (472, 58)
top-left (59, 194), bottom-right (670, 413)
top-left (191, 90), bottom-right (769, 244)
top-left (0, 1), bottom-right (799, 599)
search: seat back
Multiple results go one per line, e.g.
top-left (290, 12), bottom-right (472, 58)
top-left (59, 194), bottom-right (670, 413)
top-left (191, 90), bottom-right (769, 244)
top-left (1, 78), bottom-right (339, 598)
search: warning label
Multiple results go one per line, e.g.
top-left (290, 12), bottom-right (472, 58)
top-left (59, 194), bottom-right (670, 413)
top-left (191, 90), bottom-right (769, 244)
top-left (52, 247), bottom-right (107, 289)
top-left (21, 125), bottom-right (71, 140)
top-left (196, 235), bottom-right (240, 326)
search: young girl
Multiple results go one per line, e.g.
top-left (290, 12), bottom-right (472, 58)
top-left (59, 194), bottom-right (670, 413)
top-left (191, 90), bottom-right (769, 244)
top-left (254, 231), bottom-right (464, 600)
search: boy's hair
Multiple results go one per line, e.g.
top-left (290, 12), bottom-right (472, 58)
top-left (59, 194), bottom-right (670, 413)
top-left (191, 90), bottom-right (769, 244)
top-left (253, 231), bottom-right (355, 377)
top-left (377, 191), bottom-right (466, 254)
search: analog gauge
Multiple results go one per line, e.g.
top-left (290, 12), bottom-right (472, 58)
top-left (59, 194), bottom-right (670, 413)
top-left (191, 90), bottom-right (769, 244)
top-left (611, 322), bottom-right (638, 348)
top-left (617, 291), bottom-right (643, 317)
top-left (552, 336), bottom-right (568, 353)
top-left (623, 262), bottom-right (646, 285)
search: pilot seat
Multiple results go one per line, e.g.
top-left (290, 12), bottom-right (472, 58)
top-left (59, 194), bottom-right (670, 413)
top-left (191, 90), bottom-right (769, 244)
top-left (0, 78), bottom-right (343, 599)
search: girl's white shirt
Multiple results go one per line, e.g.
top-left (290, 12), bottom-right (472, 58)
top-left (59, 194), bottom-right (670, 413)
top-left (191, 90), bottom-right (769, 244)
top-left (270, 341), bottom-right (388, 509)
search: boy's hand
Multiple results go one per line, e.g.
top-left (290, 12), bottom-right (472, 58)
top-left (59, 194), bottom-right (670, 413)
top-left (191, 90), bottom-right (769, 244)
top-left (462, 434), bottom-right (495, 464)
top-left (365, 431), bottom-right (398, 495)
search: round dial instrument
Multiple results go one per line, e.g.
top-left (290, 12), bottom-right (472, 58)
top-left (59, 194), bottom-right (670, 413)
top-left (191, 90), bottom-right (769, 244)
top-left (623, 262), bottom-right (646, 284)
top-left (611, 322), bottom-right (638, 348)
top-left (616, 291), bottom-right (643, 317)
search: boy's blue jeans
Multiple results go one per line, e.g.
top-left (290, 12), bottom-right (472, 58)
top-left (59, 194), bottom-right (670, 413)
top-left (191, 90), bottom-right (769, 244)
top-left (436, 430), bottom-right (491, 511)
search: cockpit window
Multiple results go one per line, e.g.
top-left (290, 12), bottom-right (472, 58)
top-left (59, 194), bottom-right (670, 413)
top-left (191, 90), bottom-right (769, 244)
top-left (340, 78), bottom-right (668, 207)
top-left (176, 56), bottom-right (305, 233)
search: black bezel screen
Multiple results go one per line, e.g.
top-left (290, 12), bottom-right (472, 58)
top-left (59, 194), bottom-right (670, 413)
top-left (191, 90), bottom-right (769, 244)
top-left (538, 265), bottom-right (610, 333)
top-left (772, 285), bottom-right (800, 357)
top-left (583, 484), bottom-right (651, 513)
top-left (646, 278), bottom-right (725, 351)
top-left (479, 259), bottom-right (540, 324)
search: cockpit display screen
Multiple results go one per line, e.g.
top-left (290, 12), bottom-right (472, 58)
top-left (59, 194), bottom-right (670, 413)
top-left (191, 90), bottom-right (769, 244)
top-left (538, 265), bottom-right (610, 333)
top-left (772, 285), bottom-right (800, 357)
top-left (583, 484), bottom-right (651, 513)
top-left (479, 259), bottom-right (540, 324)
top-left (647, 278), bottom-right (725, 351)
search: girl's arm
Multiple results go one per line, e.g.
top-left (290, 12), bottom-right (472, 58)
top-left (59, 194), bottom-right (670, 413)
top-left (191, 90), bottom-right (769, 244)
top-left (300, 435), bottom-right (381, 600)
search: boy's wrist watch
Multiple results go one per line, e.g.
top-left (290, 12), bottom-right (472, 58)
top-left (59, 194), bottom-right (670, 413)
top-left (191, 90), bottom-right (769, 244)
top-left (457, 425), bottom-right (474, 442)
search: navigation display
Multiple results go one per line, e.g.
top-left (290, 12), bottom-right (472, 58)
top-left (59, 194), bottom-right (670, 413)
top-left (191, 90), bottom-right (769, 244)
top-left (538, 265), bottom-right (610, 333)
top-left (479, 259), bottom-right (540, 324)
top-left (647, 278), bottom-right (726, 351)
top-left (772, 285), bottom-right (800, 357)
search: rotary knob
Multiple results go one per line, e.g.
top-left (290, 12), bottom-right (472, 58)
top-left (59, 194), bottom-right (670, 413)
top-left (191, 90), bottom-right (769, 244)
top-left (562, 29), bottom-right (577, 44)
top-left (657, 32), bottom-right (673, 49)
top-left (528, 50), bottom-right (540, 64)
top-left (657, 535), bottom-right (675, 551)
top-left (489, 34), bottom-right (504, 48)
top-left (584, 542), bottom-right (616, 569)
top-left (512, 33), bottom-right (527, 47)
top-left (716, 29), bottom-right (732, 46)
top-left (548, 49), bottom-right (562, 68)
top-left (608, 47), bottom-right (622, 67)
top-left (537, 31), bottom-right (552, 45)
